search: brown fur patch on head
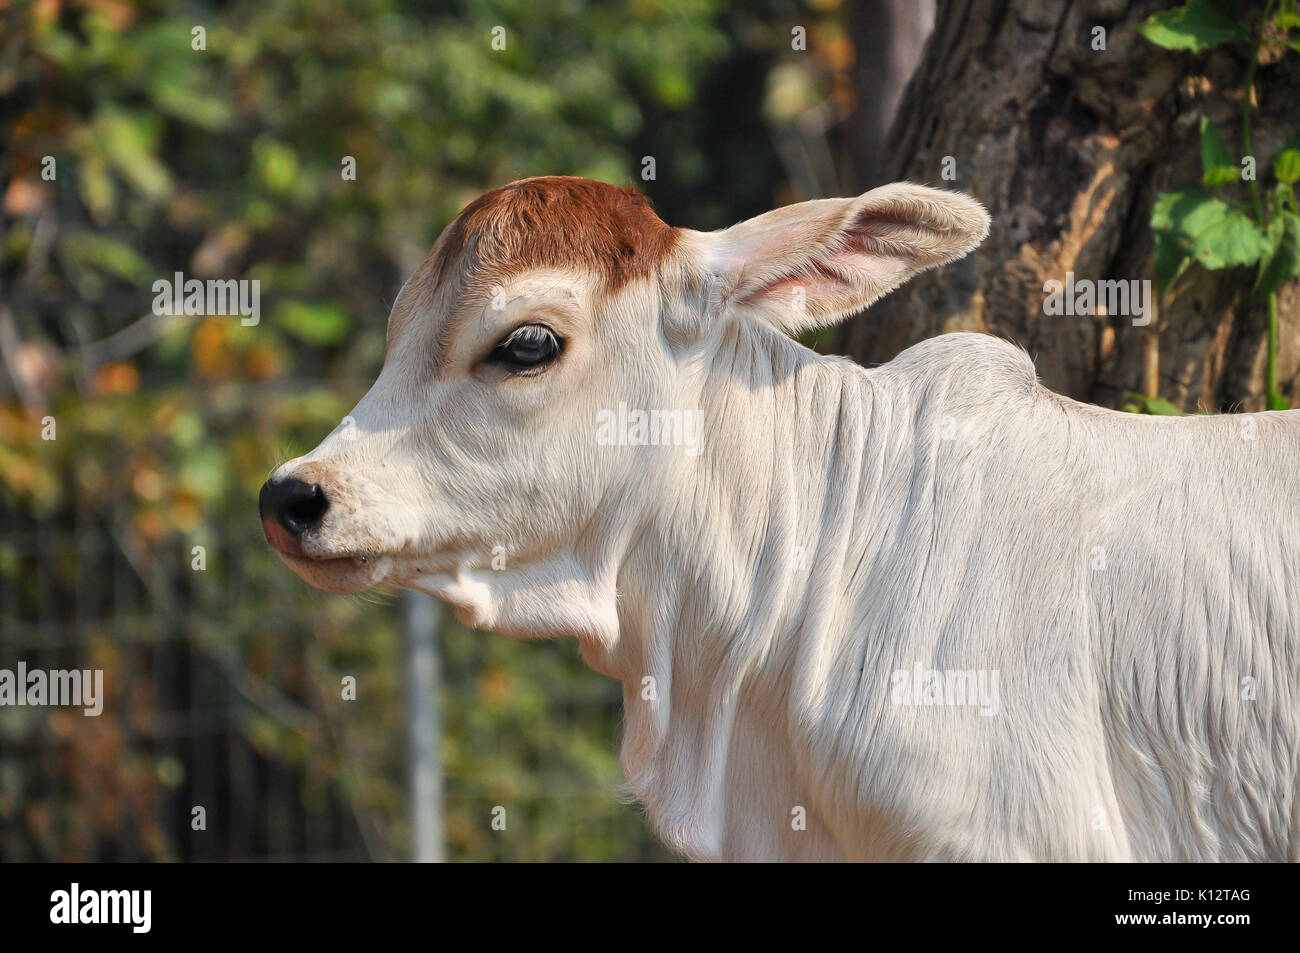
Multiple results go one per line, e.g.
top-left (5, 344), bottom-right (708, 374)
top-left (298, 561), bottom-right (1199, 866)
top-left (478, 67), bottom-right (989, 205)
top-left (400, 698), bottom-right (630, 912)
top-left (388, 177), bottom-right (679, 351)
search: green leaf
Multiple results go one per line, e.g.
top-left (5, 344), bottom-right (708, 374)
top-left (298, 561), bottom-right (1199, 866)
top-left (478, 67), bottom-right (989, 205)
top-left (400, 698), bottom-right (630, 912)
top-left (1152, 187), bottom-right (1268, 273)
top-left (1148, 397), bottom-right (1183, 415)
top-left (1151, 188), bottom-right (1209, 287)
top-left (1124, 392), bottom-right (1183, 415)
top-left (1153, 227), bottom-right (1193, 290)
top-left (1253, 211), bottom-right (1300, 300)
top-left (77, 155), bottom-right (115, 223)
top-left (149, 79), bottom-right (234, 131)
top-left (1202, 166), bottom-right (1241, 187)
top-left (1151, 188), bottom-right (1202, 289)
top-left (1193, 207), bottom-right (1268, 269)
top-left (60, 233), bottom-right (152, 285)
top-left (1138, 0), bottom-right (1249, 52)
top-left (1199, 116), bottom-right (1238, 186)
top-left (1267, 391), bottom-right (1292, 411)
top-left (273, 301), bottom-right (351, 345)
top-left (1274, 137), bottom-right (1300, 185)
top-left (252, 138), bottom-right (301, 197)
top-left (94, 107), bottom-right (173, 201)
top-left (177, 446), bottom-right (228, 500)
top-left (1151, 186), bottom-right (1212, 232)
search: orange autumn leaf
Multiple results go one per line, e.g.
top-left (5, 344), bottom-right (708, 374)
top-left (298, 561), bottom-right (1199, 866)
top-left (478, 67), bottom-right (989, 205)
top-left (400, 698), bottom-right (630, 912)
top-left (93, 360), bottom-right (139, 395)
top-left (3, 177), bottom-right (48, 216)
top-left (191, 317), bottom-right (235, 379)
top-left (245, 344), bottom-right (280, 380)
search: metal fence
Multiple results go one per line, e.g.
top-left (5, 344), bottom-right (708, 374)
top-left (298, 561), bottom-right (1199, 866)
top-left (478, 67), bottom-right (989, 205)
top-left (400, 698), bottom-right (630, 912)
top-left (0, 432), bottom-right (666, 862)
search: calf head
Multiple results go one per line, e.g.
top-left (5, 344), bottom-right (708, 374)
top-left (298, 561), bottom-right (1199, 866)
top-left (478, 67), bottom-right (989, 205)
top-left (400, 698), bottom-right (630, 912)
top-left (260, 176), bottom-right (988, 640)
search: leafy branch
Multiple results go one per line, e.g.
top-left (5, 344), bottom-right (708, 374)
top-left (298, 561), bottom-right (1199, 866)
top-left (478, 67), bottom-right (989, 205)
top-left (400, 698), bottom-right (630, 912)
top-left (1140, 0), bottom-right (1300, 412)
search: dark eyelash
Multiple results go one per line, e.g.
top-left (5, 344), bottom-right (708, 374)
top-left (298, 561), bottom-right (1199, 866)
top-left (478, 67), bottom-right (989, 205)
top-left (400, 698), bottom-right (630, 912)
top-left (485, 323), bottom-right (562, 373)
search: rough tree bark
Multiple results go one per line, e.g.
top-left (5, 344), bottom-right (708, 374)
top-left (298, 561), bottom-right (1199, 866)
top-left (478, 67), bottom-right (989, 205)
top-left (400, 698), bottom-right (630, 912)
top-left (839, 0), bottom-right (1300, 411)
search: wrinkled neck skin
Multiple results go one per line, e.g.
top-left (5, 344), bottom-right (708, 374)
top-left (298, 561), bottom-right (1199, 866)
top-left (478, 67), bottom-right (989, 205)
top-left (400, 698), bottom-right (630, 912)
top-left (579, 317), bottom-right (902, 863)
top-left (415, 305), bottom-right (923, 862)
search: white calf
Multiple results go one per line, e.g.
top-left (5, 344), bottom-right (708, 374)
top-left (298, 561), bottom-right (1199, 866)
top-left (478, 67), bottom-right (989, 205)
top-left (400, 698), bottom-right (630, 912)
top-left (261, 176), bottom-right (1300, 861)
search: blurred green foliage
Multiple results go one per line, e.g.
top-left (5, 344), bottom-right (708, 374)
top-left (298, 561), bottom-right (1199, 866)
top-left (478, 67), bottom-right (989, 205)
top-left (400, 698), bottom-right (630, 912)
top-left (0, 0), bottom-right (810, 862)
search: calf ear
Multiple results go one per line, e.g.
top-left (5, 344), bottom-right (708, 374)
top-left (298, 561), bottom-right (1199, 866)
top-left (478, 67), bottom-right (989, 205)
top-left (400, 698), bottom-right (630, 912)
top-left (708, 183), bottom-right (989, 335)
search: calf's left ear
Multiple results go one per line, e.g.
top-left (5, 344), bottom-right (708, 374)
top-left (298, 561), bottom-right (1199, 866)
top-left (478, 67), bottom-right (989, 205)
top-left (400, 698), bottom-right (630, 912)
top-left (708, 183), bottom-right (989, 335)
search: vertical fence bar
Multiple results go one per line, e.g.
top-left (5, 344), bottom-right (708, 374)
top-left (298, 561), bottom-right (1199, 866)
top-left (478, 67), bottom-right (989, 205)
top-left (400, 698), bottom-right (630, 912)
top-left (403, 588), bottom-right (443, 862)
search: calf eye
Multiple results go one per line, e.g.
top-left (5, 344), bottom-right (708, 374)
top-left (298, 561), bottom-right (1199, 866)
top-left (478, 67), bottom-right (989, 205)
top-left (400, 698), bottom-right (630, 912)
top-left (487, 323), bottom-right (562, 373)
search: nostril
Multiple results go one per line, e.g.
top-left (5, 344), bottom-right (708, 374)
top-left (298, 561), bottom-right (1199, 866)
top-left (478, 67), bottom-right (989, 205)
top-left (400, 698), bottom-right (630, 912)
top-left (260, 478), bottom-right (329, 540)
top-left (280, 482), bottom-right (328, 535)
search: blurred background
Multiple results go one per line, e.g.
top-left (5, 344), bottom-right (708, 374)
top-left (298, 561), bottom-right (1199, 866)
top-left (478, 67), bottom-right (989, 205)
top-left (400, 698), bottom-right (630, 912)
top-left (1, 0), bottom-right (1297, 860)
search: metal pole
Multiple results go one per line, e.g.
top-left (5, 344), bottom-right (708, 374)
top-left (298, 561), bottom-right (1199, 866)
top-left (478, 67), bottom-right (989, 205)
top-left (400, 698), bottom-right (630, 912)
top-left (404, 589), bottom-right (444, 862)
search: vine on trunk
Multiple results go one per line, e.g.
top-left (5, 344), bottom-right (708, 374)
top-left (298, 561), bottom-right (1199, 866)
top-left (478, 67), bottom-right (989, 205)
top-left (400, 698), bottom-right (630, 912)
top-left (1137, 0), bottom-right (1300, 413)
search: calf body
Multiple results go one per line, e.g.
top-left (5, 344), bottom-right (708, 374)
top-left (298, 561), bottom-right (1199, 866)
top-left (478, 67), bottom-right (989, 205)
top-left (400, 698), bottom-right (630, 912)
top-left (261, 177), bottom-right (1300, 861)
top-left (600, 329), bottom-right (1300, 860)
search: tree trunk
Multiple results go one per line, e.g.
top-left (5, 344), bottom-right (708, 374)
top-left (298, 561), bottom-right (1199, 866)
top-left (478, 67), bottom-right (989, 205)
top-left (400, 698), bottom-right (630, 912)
top-left (848, 0), bottom-right (936, 187)
top-left (839, 0), bottom-right (1300, 412)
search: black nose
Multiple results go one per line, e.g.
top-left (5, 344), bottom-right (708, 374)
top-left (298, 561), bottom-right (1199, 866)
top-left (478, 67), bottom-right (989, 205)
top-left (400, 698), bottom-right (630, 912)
top-left (259, 478), bottom-right (329, 538)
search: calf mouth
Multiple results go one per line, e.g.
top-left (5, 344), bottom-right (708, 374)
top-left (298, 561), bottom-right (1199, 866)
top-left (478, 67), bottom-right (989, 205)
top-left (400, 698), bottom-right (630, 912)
top-left (273, 549), bottom-right (395, 594)
top-left (259, 476), bottom-right (399, 592)
top-left (258, 477), bottom-right (467, 595)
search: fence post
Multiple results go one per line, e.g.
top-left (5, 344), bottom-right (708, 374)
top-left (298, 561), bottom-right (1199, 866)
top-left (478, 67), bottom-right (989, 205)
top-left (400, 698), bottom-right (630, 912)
top-left (404, 589), bottom-right (444, 862)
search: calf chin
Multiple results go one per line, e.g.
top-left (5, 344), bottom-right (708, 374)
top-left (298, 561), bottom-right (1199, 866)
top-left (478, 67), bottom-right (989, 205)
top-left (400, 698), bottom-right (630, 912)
top-left (411, 557), bottom-right (620, 647)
